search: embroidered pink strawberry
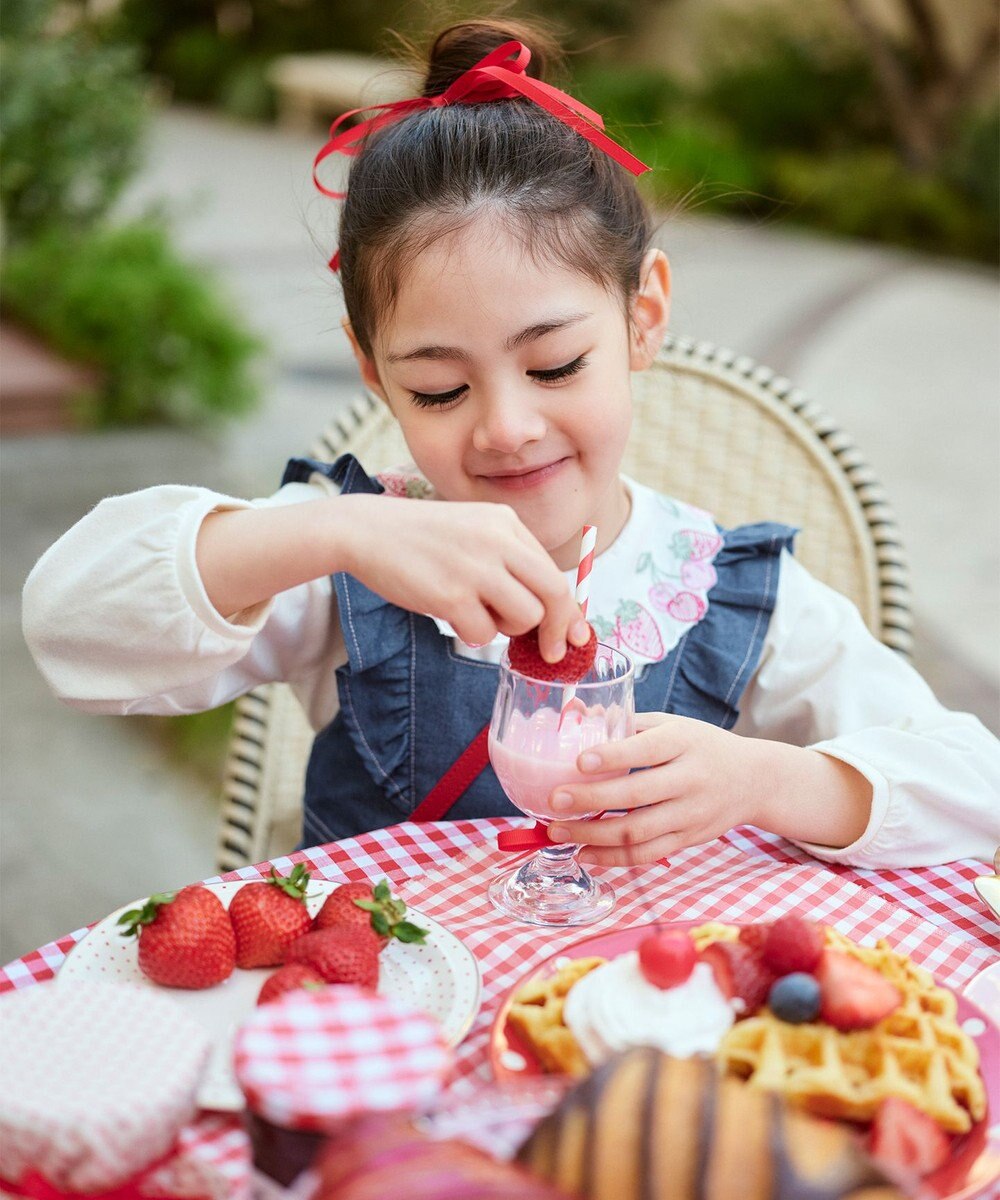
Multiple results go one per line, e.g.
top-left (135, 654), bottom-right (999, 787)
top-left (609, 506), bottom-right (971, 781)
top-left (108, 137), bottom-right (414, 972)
top-left (673, 529), bottom-right (723, 562)
top-left (647, 582), bottom-right (677, 614)
top-left (612, 600), bottom-right (664, 659)
top-left (665, 592), bottom-right (705, 622)
top-left (680, 559), bottom-right (717, 590)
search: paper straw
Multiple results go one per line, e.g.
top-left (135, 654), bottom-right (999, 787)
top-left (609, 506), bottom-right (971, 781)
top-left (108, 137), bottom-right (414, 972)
top-left (561, 525), bottom-right (597, 722)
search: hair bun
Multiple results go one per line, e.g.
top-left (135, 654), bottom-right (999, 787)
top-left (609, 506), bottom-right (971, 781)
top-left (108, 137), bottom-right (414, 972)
top-left (422, 18), bottom-right (562, 97)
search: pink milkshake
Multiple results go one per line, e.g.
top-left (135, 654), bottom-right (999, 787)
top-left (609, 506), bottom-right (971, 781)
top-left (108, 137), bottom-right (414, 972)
top-left (489, 704), bottom-right (627, 821)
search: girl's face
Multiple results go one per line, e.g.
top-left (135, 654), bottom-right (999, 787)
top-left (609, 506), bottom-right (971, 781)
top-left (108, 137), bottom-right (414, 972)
top-left (348, 219), bottom-right (670, 569)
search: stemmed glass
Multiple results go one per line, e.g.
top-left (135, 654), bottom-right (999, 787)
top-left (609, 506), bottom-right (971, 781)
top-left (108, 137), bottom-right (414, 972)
top-left (488, 643), bottom-right (635, 926)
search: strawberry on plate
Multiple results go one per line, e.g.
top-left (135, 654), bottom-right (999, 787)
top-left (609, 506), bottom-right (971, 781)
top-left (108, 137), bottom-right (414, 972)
top-left (284, 926), bottom-right (380, 990)
top-left (700, 941), bottom-right (775, 1014)
top-left (816, 950), bottom-right (902, 1031)
top-left (257, 963), bottom-right (327, 1006)
top-left (868, 1097), bottom-right (952, 1177)
top-left (761, 914), bottom-right (824, 976)
top-left (314, 878), bottom-right (428, 950)
top-left (228, 864), bottom-right (314, 969)
top-left (117, 885), bottom-right (236, 989)
top-left (508, 624), bottom-right (597, 683)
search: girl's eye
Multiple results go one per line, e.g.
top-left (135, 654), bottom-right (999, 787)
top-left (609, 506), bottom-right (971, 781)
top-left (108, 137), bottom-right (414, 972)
top-left (409, 384), bottom-right (467, 409)
top-left (530, 354), bottom-right (588, 383)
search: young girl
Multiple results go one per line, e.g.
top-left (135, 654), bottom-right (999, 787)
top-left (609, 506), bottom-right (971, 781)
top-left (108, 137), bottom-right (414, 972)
top-left (22, 20), bottom-right (999, 870)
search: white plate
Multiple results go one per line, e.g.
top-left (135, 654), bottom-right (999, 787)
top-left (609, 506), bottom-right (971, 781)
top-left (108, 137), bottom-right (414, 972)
top-left (56, 880), bottom-right (481, 1112)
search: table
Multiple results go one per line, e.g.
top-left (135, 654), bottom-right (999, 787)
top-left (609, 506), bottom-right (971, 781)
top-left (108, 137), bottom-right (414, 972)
top-left (2, 818), bottom-right (997, 1197)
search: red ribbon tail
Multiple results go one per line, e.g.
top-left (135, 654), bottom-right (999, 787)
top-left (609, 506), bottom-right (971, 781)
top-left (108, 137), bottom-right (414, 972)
top-left (496, 821), bottom-right (551, 852)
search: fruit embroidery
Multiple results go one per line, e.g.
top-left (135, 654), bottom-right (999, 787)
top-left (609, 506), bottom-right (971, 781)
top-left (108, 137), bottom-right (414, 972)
top-left (592, 601), bottom-right (664, 660)
top-left (375, 469), bottom-right (435, 500)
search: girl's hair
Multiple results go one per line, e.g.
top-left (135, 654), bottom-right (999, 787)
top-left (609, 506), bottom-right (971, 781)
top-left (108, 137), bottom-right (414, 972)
top-left (338, 17), bottom-right (653, 357)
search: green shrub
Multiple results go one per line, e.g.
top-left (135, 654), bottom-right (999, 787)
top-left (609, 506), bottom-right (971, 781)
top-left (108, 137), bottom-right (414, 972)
top-left (0, 32), bottom-right (148, 244)
top-left (1, 221), bottom-right (262, 426)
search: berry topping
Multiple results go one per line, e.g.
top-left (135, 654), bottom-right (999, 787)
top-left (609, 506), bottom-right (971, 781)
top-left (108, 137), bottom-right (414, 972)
top-left (868, 1098), bottom-right (952, 1177)
top-left (637, 930), bottom-right (697, 990)
top-left (767, 972), bottom-right (822, 1024)
top-left (761, 915), bottom-right (825, 976)
top-left (737, 924), bottom-right (772, 954)
top-left (257, 963), bottom-right (326, 1006)
top-left (816, 950), bottom-right (902, 1031)
top-left (284, 926), bottom-right (380, 990)
top-left (314, 878), bottom-right (427, 950)
top-left (117, 885), bottom-right (236, 990)
top-left (508, 624), bottom-right (597, 683)
top-left (699, 941), bottom-right (775, 1014)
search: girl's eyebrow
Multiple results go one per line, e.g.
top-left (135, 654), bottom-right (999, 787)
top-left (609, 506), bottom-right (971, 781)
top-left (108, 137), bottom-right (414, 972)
top-left (386, 311), bottom-right (591, 364)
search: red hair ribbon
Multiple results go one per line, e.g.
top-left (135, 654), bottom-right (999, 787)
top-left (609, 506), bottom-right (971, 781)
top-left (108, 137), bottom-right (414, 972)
top-left (314, 40), bottom-right (651, 271)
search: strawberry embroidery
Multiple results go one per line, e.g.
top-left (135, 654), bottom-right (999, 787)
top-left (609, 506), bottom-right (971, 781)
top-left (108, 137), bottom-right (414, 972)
top-left (636, 553), bottom-right (708, 623)
top-left (376, 469), bottom-right (434, 500)
top-left (681, 558), bottom-right (717, 590)
top-left (672, 528), bottom-right (723, 562)
top-left (593, 601), bottom-right (665, 660)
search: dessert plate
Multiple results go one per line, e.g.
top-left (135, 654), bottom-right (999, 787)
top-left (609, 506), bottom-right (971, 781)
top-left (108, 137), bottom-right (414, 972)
top-left (490, 920), bottom-right (1000, 1200)
top-left (57, 880), bottom-right (481, 1112)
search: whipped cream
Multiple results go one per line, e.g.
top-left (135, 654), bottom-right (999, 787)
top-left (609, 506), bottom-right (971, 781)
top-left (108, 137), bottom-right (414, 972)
top-left (562, 952), bottom-right (735, 1066)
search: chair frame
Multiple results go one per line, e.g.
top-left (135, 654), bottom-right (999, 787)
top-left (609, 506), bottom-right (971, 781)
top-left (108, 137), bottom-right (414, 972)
top-left (215, 334), bottom-right (912, 871)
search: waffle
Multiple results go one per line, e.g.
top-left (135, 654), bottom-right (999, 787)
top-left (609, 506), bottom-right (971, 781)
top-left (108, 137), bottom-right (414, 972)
top-left (507, 956), bottom-right (606, 1076)
top-left (716, 926), bottom-right (987, 1133)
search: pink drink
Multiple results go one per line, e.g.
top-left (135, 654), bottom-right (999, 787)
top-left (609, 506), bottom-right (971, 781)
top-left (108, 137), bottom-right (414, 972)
top-left (489, 704), bottom-right (626, 821)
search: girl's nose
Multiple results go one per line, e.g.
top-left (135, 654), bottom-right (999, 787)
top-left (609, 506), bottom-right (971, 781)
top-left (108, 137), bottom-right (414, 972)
top-left (471, 389), bottom-right (547, 455)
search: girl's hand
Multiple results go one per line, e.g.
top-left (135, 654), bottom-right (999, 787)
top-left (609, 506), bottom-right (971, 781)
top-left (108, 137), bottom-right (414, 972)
top-left (341, 494), bottom-right (589, 660)
top-left (544, 712), bottom-right (873, 863)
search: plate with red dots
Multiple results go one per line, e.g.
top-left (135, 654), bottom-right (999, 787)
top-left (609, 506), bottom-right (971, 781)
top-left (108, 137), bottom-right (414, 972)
top-left (56, 880), bottom-right (481, 1112)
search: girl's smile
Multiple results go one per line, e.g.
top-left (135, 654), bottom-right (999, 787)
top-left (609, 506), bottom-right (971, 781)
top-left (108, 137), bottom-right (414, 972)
top-left (347, 218), bottom-right (670, 569)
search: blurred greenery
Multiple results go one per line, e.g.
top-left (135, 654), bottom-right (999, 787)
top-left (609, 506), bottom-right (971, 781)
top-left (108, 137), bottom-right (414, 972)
top-left (0, 0), bottom-right (263, 427)
top-left (138, 704), bottom-right (237, 787)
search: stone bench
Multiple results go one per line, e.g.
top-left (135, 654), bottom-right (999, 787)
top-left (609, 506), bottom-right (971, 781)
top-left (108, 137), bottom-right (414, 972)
top-left (268, 52), bottom-right (420, 131)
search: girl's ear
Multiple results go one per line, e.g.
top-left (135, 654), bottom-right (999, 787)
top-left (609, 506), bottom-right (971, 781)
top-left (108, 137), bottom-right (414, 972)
top-left (629, 249), bottom-right (671, 371)
top-left (342, 318), bottom-right (389, 404)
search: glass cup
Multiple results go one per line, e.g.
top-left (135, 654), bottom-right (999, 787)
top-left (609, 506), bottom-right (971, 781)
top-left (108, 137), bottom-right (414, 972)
top-left (487, 643), bottom-right (635, 926)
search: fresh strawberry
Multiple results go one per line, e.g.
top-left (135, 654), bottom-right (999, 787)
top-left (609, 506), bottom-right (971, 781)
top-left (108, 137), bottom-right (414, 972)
top-left (700, 941), bottom-right (775, 1014)
top-left (816, 950), bottom-right (902, 1031)
top-left (508, 624), bottom-right (597, 683)
top-left (257, 963), bottom-right (327, 1006)
top-left (118, 885), bottom-right (236, 989)
top-left (284, 926), bottom-right (380, 990)
top-left (228, 864), bottom-right (314, 969)
top-left (868, 1098), bottom-right (952, 1177)
top-left (761, 915), bottom-right (825, 976)
top-left (314, 879), bottom-right (428, 950)
top-left (638, 930), bottom-right (697, 989)
top-left (738, 923), bottom-right (773, 954)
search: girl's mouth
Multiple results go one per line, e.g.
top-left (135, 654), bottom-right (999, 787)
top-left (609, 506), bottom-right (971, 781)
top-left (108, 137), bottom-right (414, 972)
top-left (479, 458), bottom-right (569, 492)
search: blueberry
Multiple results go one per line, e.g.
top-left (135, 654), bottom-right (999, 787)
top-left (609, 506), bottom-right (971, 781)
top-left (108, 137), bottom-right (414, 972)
top-left (768, 972), bottom-right (822, 1024)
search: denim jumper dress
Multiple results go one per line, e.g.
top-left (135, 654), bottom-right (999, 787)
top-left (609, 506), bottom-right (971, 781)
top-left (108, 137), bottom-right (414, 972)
top-left (282, 454), bottom-right (796, 847)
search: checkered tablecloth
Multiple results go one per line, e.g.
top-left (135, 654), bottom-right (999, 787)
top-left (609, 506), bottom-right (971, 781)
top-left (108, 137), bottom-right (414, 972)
top-left (2, 818), bottom-right (997, 1195)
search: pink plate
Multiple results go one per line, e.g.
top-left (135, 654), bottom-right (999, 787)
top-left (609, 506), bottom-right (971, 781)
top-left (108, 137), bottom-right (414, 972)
top-left (489, 920), bottom-right (1000, 1200)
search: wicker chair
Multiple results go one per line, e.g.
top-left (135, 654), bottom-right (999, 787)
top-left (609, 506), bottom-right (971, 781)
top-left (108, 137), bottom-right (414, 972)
top-left (215, 334), bottom-right (912, 871)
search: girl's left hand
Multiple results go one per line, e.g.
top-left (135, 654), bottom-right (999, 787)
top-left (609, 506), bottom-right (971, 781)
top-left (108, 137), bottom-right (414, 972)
top-left (545, 712), bottom-right (873, 863)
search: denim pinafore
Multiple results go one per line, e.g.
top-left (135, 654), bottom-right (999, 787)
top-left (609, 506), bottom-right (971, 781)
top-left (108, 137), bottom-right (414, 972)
top-left (282, 454), bottom-right (796, 847)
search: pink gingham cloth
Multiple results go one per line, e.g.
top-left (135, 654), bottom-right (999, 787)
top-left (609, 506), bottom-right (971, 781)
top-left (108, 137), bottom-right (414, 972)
top-left (234, 985), bottom-right (450, 1130)
top-left (2, 818), bottom-right (997, 1187)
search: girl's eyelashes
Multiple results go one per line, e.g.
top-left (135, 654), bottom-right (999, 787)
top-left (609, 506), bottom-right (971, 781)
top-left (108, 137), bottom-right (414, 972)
top-left (407, 355), bottom-right (589, 408)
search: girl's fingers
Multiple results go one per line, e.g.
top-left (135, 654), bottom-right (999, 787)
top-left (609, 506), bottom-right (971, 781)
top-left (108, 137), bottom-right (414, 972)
top-left (578, 831), bottom-right (690, 868)
top-left (548, 763), bottom-right (688, 824)
top-left (485, 577), bottom-right (546, 637)
top-left (574, 719), bottom-right (688, 778)
top-left (549, 795), bottom-right (698, 849)
top-left (451, 603), bottom-right (501, 649)
top-left (505, 542), bottom-right (584, 662)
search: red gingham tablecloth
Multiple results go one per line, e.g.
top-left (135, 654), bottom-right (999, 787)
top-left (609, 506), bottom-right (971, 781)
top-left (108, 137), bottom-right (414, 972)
top-left (2, 818), bottom-right (998, 1196)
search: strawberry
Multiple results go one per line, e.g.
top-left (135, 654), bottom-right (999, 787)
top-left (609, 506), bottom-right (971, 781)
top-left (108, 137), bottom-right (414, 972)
top-left (284, 926), bottom-right (380, 990)
top-left (816, 950), bottom-right (902, 1031)
top-left (868, 1098), bottom-right (951, 1177)
top-left (314, 879), bottom-right (428, 950)
top-left (228, 864), bottom-right (314, 969)
top-left (700, 941), bottom-right (775, 1014)
top-left (118, 885), bottom-right (236, 989)
top-left (761, 915), bottom-right (825, 976)
top-left (508, 624), bottom-right (597, 683)
top-left (257, 963), bottom-right (327, 1006)
top-left (673, 529), bottom-right (723, 562)
top-left (601, 601), bottom-right (664, 660)
top-left (638, 930), bottom-right (697, 989)
top-left (738, 923), bottom-right (772, 954)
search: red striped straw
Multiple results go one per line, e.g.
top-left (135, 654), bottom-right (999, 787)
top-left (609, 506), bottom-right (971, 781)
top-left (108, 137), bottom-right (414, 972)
top-left (575, 524), bottom-right (597, 617)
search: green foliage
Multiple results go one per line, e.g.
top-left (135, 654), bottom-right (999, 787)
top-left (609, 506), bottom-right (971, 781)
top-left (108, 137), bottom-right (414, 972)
top-left (138, 703), bottom-right (236, 786)
top-left (1, 222), bottom-right (262, 426)
top-left (0, 31), bottom-right (148, 243)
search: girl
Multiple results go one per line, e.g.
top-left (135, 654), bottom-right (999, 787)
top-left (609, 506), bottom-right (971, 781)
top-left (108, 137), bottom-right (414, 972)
top-left (22, 20), bottom-right (999, 870)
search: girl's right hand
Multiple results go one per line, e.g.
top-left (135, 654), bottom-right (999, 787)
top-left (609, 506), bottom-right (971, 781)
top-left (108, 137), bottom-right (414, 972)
top-left (340, 494), bottom-right (590, 661)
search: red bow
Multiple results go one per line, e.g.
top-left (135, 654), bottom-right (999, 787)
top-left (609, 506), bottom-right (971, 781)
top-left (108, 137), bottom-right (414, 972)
top-left (313, 40), bottom-right (650, 271)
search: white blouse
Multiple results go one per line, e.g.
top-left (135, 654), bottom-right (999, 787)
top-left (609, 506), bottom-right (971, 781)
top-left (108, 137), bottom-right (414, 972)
top-left (22, 474), bottom-right (1000, 870)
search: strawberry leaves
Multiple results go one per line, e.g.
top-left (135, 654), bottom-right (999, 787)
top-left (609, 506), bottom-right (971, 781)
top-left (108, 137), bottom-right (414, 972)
top-left (117, 892), bottom-right (175, 938)
top-left (353, 879), bottom-right (429, 945)
top-left (266, 862), bottom-right (311, 902)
